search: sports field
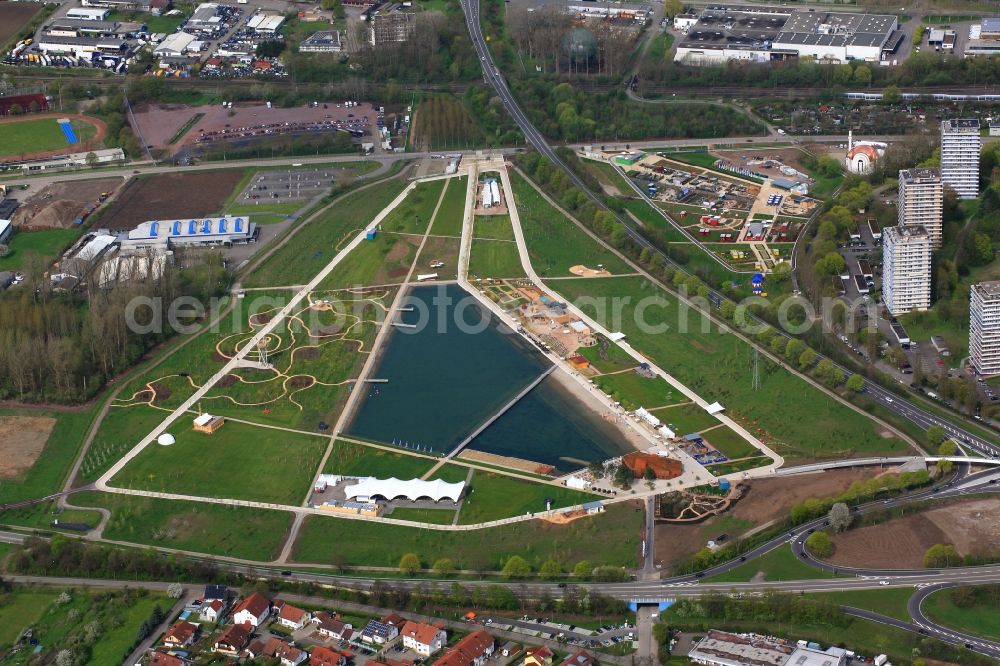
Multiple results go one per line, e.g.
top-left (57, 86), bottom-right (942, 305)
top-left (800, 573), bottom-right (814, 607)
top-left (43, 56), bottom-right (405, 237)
top-left (0, 117), bottom-right (97, 158)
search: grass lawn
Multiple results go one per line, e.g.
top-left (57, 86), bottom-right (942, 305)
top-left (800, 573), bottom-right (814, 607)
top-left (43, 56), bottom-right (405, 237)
top-left (111, 419), bottom-right (327, 505)
top-left (707, 456), bottom-right (774, 476)
top-left (324, 440), bottom-right (437, 478)
top-left (0, 590), bottom-right (58, 647)
top-left (0, 499), bottom-right (102, 532)
top-left (246, 176), bottom-right (410, 288)
top-left (709, 546), bottom-right (837, 583)
top-left (0, 406), bottom-right (98, 504)
top-left (468, 239), bottom-right (526, 278)
top-left (649, 403), bottom-right (720, 435)
top-left (379, 179), bottom-right (447, 234)
top-left (581, 159), bottom-right (636, 197)
top-left (511, 171), bottom-right (630, 277)
top-left (473, 214), bottom-right (516, 241)
top-left (88, 592), bottom-right (173, 665)
top-left (108, 8), bottom-right (187, 32)
top-left (666, 151), bottom-right (720, 170)
top-left (317, 229), bottom-right (419, 288)
top-left (809, 588), bottom-right (914, 623)
top-left (429, 176), bottom-right (468, 237)
top-left (0, 117), bottom-right (96, 158)
top-left (293, 500), bottom-right (643, 570)
top-left (551, 277), bottom-right (910, 463)
top-left (576, 336), bottom-right (636, 373)
top-left (702, 425), bottom-right (760, 460)
top-left (73, 491), bottom-right (293, 561)
top-left (388, 507), bottom-right (457, 524)
top-left (592, 371), bottom-right (680, 412)
top-left (78, 405), bottom-right (170, 483)
top-left (0, 228), bottom-right (82, 271)
top-left (226, 199), bottom-right (304, 217)
top-left (458, 471), bottom-right (598, 524)
top-left (430, 464), bottom-right (473, 483)
top-left (923, 586), bottom-right (1000, 642)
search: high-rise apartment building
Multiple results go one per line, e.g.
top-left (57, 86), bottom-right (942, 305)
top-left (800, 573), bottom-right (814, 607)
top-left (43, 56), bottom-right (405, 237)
top-left (898, 168), bottom-right (943, 249)
top-left (970, 281), bottom-right (1000, 376)
top-left (940, 118), bottom-right (981, 199)
top-left (882, 225), bottom-right (932, 315)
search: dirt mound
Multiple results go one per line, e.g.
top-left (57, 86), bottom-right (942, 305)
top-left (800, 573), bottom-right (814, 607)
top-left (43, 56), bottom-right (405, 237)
top-left (250, 313), bottom-right (273, 326)
top-left (295, 347), bottom-right (320, 360)
top-left (150, 382), bottom-right (172, 404)
top-left (13, 178), bottom-right (120, 229)
top-left (316, 325), bottom-right (343, 336)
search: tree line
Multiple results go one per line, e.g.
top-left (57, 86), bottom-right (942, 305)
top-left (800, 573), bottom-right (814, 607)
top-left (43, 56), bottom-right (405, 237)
top-left (0, 251), bottom-right (228, 403)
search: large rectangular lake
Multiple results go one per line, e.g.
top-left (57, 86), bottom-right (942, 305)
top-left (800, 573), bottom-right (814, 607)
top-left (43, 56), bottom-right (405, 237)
top-left (346, 283), bottom-right (634, 471)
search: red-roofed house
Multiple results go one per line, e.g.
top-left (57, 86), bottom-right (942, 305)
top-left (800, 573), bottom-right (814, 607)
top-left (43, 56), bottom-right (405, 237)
top-left (232, 592), bottom-right (271, 627)
top-left (201, 598), bottom-right (225, 623)
top-left (433, 630), bottom-right (494, 666)
top-left (313, 611), bottom-right (352, 640)
top-left (276, 602), bottom-right (312, 630)
top-left (150, 652), bottom-right (185, 666)
top-left (214, 622), bottom-right (252, 656)
top-left (162, 620), bottom-right (198, 648)
top-left (310, 645), bottom-right (348, 666)
top-left (253, 60), bottom-right (273, 71)
top-left (381, 612), bottom-right (406, 627)
top-left (400, 621), bottom-right (447, 657)
top-left (524, 645), bottom-right (554, 666)
top-left (557, 650), bottom-right (596, 666)
top-left (247, 636), bottom-right (307, 666)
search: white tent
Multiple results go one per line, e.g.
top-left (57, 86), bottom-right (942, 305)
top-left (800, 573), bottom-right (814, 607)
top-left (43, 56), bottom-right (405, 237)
top-left (345, 477), bottom-right (466, 502)
top-left (705, 401), bottom-right (725, 414)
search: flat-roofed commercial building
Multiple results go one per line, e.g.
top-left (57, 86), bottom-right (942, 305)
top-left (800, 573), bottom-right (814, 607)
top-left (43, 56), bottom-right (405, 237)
top-left (882, 225), bottom-right (932, 315)
top-left (898, 167), bottom-right (943, 248)
top-left (299, 30), bottom-right (344, 52)
top-left (970, 281), bottom-right (1000, 376)
top-left (941, 118), bottom-right (981, 199)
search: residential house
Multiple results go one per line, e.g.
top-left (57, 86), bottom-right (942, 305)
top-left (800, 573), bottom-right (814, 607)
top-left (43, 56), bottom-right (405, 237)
top-left (558, 650), bottom-right (596, 666)
top-left (433, 630), bottom-right (494, 666)
top-left (246, 636), bottom-right (308, 666)
top-left (150, 652), bottom-right (185, 666)
top-left (524, 646), bottom-right (554, 666)
top-left (232, 592), bottom-right (271, 627)
top-left (204, 584), bottom-right (228, 601)
top-left (400, 621), bottom-right (447, 657)
top-left (381, 612), bottom-right (406, 627)
top-left (361, 619), bottom-right (398, 645)
top-left (313, 611), bottom-right (352, 640)
top-left (200, 598), bottom-right (225, 623)
top-left (214, 622), bottom-right (253, 656)
top-left (500, 642), bottom-right (521, 658)
top-left (310, 646), bottom-right (348, 666)
top-left (162, 620), bottom-right (198, 648)
top-left (276, 602), bottom-right (311, 630)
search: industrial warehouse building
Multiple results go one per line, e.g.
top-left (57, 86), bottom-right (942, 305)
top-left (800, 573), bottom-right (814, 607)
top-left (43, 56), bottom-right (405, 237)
top-left (123, 216), bottom-right (258, 249)
top-left (675, 7), bottom-right (901, 64)
top-left (299, 30), bottom-right (344, 52)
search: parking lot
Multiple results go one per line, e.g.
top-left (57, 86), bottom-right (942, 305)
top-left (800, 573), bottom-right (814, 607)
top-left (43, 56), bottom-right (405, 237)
top-left (236, 168), bottom-right (337, 205)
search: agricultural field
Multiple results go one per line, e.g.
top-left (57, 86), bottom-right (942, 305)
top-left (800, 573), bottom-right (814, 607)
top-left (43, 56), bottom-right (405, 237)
top-left (551, 277), bottom-right (910, 463)
top-left (324, 440), bottom-right (437, 478)
top-left (511, 171), bottom-right (630, 277)
top-left (0, 586), bottom-right (170, 666)
top-left (0, 116), bottom-right (99, 159)
top-left (98, 170), bottom-right (245, 230)
top-left (293, 500), bottom-right (644, 570)
top-left (246, 175), bottom-right (410, 288)
top-left (0, 2), bottom-right (41, 47)
top-left (110, 419), bottom-right (327, 504)
top-left (72, 491), bottom-right (293, 561)
top-left (411, 96), bottom-right (483, 151)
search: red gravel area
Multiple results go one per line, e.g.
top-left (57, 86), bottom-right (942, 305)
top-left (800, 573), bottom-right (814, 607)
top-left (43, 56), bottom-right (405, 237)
top-left (99, 170), bottom-right (245, 230)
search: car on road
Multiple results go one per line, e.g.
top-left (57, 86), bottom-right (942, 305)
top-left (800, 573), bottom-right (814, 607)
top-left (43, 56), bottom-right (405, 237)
top-left (879, 580), bottom-right (889, 585)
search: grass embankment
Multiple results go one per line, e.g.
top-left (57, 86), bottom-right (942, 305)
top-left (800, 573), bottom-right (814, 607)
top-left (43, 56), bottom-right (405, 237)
top-left (111, 419), bottom-right (327, 505)
top-left (293, 501), bottom-right (643, 570)
top-left (551, 277), bottom-right (909, 463)
top-left (324, 440), bottom-right (437, 478)
top-left (429, 176), bottom-right (468, 237)
top-left (72, 491), bottom-right (293, 561)
top-left (458, 472), bottom-right (598, 524)
top-left (923, 586), bottom-right (1000, 642)
top-left (708, 547), bottom-right (838, 583)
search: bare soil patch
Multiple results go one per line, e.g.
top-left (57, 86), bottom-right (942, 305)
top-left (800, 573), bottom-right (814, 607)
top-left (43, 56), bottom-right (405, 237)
top-left (13, 178), bottom-right (121, 229)
top-left (99, 171), bottom-right (245, 231)
top-left (288, 375), bottom-right (315, 389)
top-left (150, 382), bottom-right (172, 404)
top-left (294, 347), bottom-right (320, 360)
top-left (828, 497), bottom-right (1000, 569)
top-left (654, 468), bottom-right (879, 568)
top-left (0, 415), bottom-right (56, 479)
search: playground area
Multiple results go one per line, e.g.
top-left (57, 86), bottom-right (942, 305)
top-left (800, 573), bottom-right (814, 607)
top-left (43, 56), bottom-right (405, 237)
top-left (597, 149), bottom-right (816, 274)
